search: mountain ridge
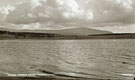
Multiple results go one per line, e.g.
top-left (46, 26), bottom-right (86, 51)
top-left (0, 27), bottom-right (112, 35)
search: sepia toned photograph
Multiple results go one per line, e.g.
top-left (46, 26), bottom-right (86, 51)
top-left (0, 0), bottom-right (135, 80)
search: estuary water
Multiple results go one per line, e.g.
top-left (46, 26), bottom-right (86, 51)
top-left (0, 39), bottom-right (135, 80)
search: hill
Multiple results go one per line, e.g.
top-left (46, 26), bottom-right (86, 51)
top-left (16, 27), bottom-right (112, 35)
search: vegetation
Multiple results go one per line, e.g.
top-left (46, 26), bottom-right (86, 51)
top-left (0, 30), bottom-right (135, 39)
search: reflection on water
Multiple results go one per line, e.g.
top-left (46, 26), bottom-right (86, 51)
top-left (0, 39), bottom-right (135, 80)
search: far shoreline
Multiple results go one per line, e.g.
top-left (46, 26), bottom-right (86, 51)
top-left (0, 30), bottom-right (135, 40)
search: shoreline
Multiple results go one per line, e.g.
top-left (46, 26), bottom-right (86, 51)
top-left (0, 30), bottom-right (135, 40)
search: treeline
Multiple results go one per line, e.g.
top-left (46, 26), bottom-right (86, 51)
top-left (0, 30), bottom-right (135, 39)
top-left (0, 30), bottom-right (87, 39)
top-left (88, 33), bottom-right (135, 39)
top-left (0, 30), bottom-right (61, 39)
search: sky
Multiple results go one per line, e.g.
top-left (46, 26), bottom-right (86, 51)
top-left (0, 0), bottom-right (135, 33)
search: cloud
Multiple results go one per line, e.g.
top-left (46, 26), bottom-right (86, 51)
top-left (110, 0), bottom-right (133, 9)
top-left (57, 0), bottom-right (94, 20)
top-left (0, 6), bottom-right (15, 15)
top-left (30, 0), bottom-right (46, 9)
top-left (22, 22), bottom-right (41, 30)
top-left (0, 5), bottom-right (15, 21)
top-left (0, 0), bottom-right (134, 33)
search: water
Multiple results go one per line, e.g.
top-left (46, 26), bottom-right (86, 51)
top-left (0, 39), bottom-right (135, 80)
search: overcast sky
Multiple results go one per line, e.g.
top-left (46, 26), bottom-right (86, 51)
top-left (0, 0), bottom-right (135, 33)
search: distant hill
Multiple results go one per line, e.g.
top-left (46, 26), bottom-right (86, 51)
top-left (13, 27), bottom-right (112, 35)
top-left (0, 27), bottom-right (135, 39)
